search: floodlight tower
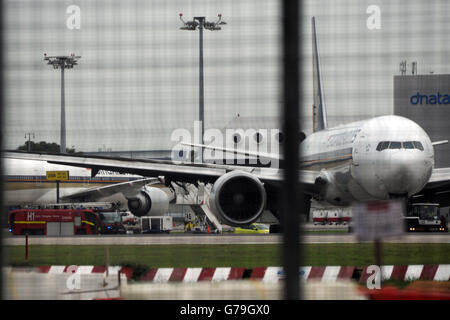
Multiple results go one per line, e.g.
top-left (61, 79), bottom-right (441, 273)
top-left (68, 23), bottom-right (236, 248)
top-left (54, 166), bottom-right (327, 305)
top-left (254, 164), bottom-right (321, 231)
top-left (44, 53), bottom-right (81, 153)
top-left (179, 13), bottom-right (226, 162)
top-left (25, 132), bottom-right (35, 152)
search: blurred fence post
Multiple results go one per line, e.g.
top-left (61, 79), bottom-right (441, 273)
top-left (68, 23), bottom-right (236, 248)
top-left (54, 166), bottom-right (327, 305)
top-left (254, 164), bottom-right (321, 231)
top-left (282, 0), bottom-right (303, 300)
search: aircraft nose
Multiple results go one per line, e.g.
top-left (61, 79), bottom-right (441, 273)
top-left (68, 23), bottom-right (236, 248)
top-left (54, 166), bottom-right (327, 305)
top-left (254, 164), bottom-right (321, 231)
top-left (381, 151), bottom-right (432, 196)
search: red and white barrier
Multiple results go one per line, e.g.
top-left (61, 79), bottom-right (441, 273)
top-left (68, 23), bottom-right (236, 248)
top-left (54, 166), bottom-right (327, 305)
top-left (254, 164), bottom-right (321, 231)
top-left (6, 264), bottom-right (450, 282)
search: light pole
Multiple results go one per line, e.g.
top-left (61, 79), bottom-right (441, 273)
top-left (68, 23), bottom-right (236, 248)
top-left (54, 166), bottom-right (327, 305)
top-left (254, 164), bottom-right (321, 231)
top-left (44, 53), bottom-right (81, 153)
top-left (179, 13), bottom-right (226, 162)
top-left (24, 132), bottom-right (35, 152)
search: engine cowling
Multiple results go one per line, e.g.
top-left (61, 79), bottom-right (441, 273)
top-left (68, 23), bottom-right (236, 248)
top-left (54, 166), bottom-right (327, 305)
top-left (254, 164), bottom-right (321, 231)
top-left (314, 170), bottom-right (350, 206)
top-left (126, 187), bottom-right (169, 217)
top-left (209, 171), bottom-right (266, 226)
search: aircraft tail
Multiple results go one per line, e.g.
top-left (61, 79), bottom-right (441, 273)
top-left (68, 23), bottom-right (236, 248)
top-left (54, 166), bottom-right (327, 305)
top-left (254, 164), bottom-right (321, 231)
top-left (311, 16), bottom-right (328, 132)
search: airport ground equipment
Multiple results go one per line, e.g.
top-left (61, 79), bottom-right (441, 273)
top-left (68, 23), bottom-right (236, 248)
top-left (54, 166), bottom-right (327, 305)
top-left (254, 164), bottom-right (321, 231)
top-left (8, 202), bottom-right (127, 235)
top-left (9, 208), bottom-right (104, 235)
top-left (140, 216), bottom-right (173, 234)
top-left (190, 184), bottom-right (223, 233)
top-left (405, 203), bottom-right (448, 232)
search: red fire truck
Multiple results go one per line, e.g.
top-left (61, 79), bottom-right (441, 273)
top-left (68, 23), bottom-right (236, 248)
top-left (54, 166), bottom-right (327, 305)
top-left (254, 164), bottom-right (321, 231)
top-left (8, 208), bottom-right (104, 236)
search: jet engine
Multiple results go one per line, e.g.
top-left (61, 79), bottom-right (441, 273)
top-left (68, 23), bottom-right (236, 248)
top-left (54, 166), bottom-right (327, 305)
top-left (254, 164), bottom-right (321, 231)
top-left (209, 171), bottom-right (267, 226)
top-left (126, 187), bottom-right (169, 217)
top-left (314, 170), bottom-right (350, 206)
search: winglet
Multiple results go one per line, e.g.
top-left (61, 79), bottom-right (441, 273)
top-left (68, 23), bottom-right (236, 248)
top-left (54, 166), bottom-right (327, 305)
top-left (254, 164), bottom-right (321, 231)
top-left (311, 17), bottom-right (328, 132)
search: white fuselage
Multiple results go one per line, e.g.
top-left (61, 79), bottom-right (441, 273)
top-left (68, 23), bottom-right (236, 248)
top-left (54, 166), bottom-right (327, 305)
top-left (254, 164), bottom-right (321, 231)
top-left (300, 115), bottom-right (434, 205)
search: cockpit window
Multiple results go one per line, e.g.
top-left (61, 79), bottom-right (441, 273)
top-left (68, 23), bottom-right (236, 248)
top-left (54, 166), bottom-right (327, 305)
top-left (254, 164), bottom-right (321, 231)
top-left (413, 141), bottom-right (424, 151)
top-left (376, 141), bottom-right (390, 151)
top-left (402, 141), bottom-right (414, 149)
top-left (389, 141), bottom-right (401, 149)
top-left (376, 141), bottom-right (424, 151)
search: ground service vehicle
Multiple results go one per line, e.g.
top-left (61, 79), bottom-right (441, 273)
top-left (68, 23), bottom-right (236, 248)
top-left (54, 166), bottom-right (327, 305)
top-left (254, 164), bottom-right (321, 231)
top-left (140, 216), bottom-right (173, 234)
top-left (98, 211), bottom-right (127, 234)
top-left (234, 223), bottom-right (270, 234)
top-left (405, 203), bottom-right (448, 232)
top-left (8, 209), bottom-right (103, 235)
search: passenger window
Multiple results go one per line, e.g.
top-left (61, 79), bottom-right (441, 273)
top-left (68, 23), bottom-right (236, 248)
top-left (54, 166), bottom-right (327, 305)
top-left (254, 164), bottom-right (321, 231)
top-left (413, 141), bottom-right (424, 151)
top-left (389, 141), bottom-right (401, 149)
top-left (403, 141), bottom-right (414, 149)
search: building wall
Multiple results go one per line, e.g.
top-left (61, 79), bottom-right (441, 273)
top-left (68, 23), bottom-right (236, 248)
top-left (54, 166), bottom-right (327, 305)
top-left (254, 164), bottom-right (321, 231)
top-left (394, 74), bottom-right (450, 168)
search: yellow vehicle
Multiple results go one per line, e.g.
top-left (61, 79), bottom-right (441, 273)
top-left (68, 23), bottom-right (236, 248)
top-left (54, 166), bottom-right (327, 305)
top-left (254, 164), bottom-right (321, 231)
top-left (233, 223), bottom-right (270, 234)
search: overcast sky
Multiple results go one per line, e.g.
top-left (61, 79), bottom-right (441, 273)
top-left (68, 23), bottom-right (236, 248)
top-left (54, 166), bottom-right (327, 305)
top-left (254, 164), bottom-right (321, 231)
top-left (3, 0), bottom-right (450, 152)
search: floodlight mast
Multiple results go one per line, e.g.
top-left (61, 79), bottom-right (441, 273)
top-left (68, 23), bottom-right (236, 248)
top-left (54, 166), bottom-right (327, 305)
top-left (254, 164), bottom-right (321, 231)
top-left (179, 13), bottom-right (226, 162)
top-left (43, 53), bottom-right (81, 153)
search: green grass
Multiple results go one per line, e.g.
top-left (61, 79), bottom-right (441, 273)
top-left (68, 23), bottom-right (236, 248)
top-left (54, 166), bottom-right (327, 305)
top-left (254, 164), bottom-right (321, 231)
top-left (6, 243), bottom-right (450, 268)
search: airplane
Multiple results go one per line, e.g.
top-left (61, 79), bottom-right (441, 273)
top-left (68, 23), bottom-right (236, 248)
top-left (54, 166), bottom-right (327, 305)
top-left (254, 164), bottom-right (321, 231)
top-left (3, 156), bottom-right (171, 217)
top-left (5, 16), bottom-right (450, 227)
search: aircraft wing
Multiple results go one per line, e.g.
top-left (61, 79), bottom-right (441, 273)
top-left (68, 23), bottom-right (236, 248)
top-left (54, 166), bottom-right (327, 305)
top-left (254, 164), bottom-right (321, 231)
top-left (3, 151), bottom-right (320, 192)
top-left (60, 177), bottom-right (161, 201)
top-left (412, 167), bottom-right (450, 206)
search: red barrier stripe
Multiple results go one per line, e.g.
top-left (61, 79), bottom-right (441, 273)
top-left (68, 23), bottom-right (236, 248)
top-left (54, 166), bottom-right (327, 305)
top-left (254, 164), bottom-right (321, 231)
top-left (390, 266), bottom-right (408, 280)
top-left (36, 266), bottom-right (51, 273)
top-left (337, 266), bottom-right (354, 279)
top-left (308, 266), bottom-right (326, 279)
top-left (140, 268), bottom-right (158, 281)
top-left (64, 265), bottom-right (79, 273)
top-left (120, 267), bottom-right (134, 280)
top-left (250, 267), bottom-right (267, 280)
top-left (420, 265), bottom-right (439, 280)
top-left (198, 268), bottom-right (216, 281)
top-left (169, 268), bottom-right (187, 282)
top-left (228, 267), bottom-right (245, 280)
top-left (91, 266), bottom-right (107, 273)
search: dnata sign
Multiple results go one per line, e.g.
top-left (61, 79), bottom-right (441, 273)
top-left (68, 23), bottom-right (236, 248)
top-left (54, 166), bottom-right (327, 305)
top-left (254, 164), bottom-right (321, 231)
top-left (410, 92), bottom-right (450, 105)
